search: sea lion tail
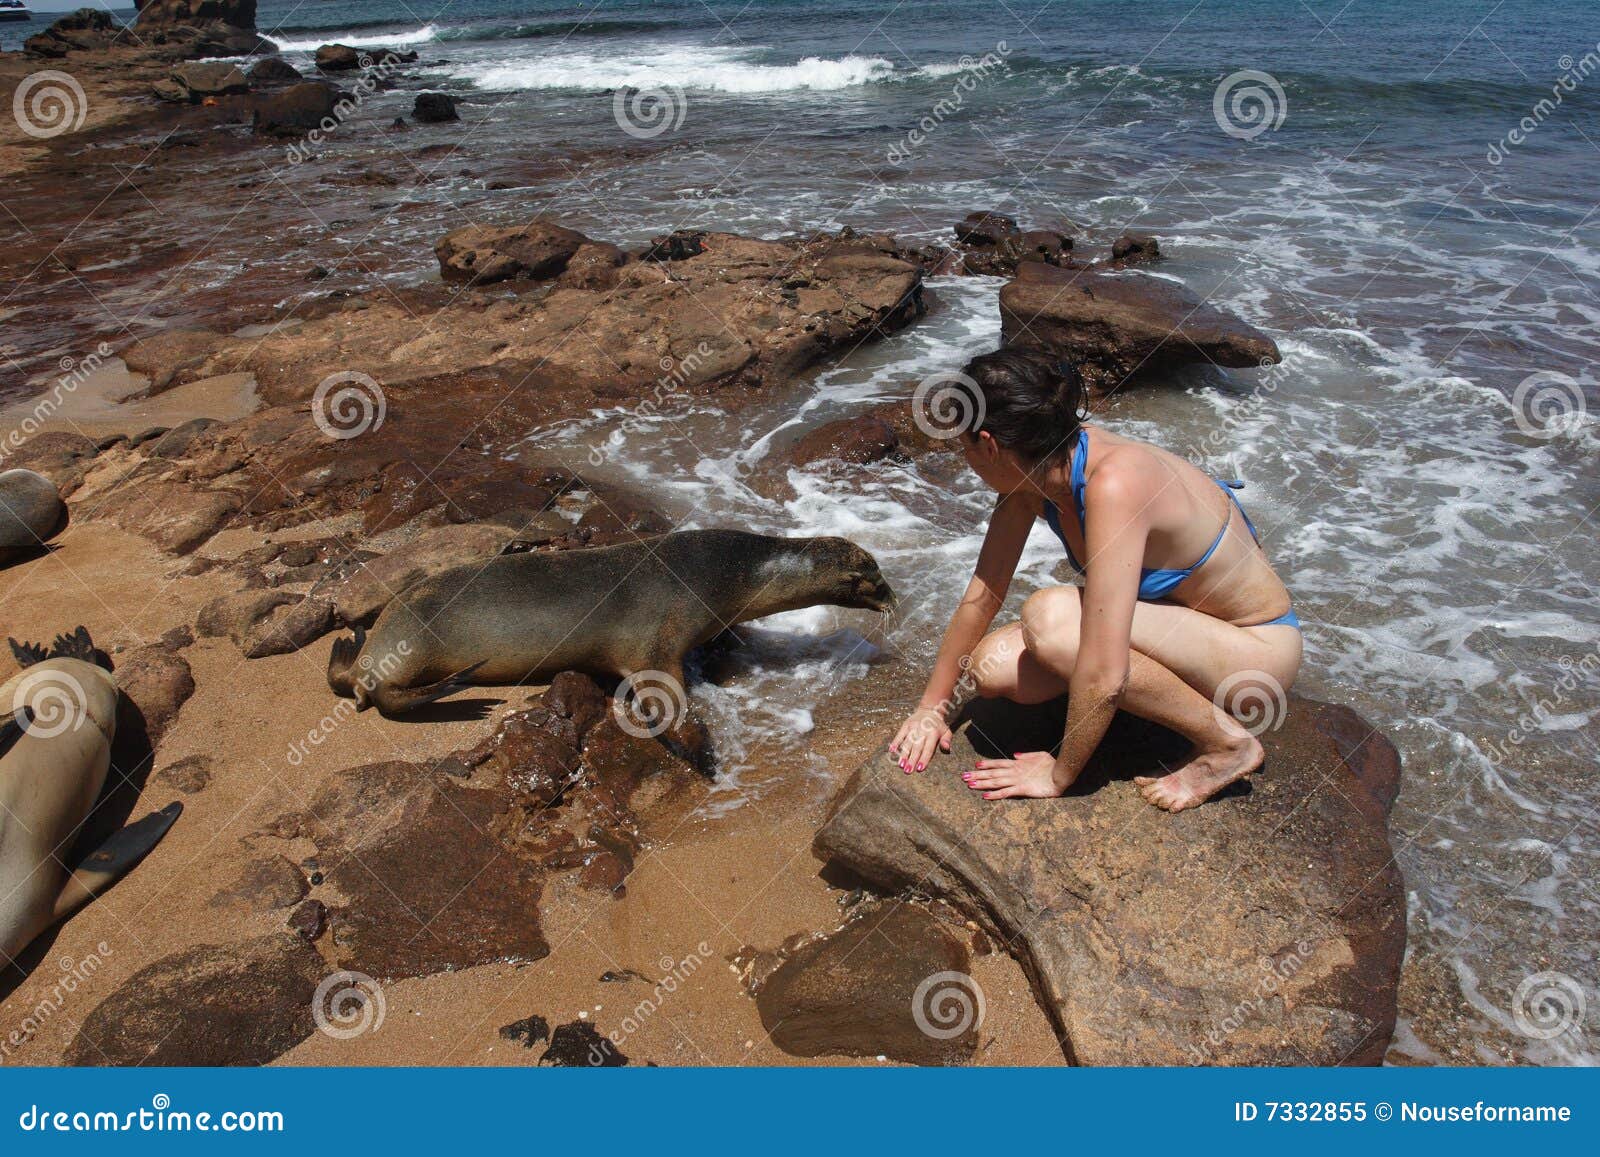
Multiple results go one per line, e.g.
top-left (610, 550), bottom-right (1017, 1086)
top-left (326, 624), bottom-right (366, 699)
top-left (367, 661), bottom-right (487, 718)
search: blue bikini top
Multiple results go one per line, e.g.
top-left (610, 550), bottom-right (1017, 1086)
top-left (1041, 428), bottom-right (1262, 601)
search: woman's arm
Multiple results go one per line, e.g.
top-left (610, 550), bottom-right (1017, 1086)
top-left (1051, 458), bottom-right (1147, 786)
top-left (890, 492), bottom-right (1034, 771)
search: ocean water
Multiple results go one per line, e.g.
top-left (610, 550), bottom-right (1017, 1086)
top-left (12, 0), bottom-right (1599, 1065)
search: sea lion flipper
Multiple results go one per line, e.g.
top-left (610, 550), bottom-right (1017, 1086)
top-left (0, 707), bottom-right (30, 758)
top-left (50, 802), bottom-right (183, 921)
top-left (368, 660), bottom-right (487, 717)
top-left (8, 637), bottom-right (49, 668)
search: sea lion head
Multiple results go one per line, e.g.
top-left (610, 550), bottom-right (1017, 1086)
top-left (805, 536), bottom-right (896, 613)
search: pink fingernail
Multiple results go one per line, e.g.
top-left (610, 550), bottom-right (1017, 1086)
top-left (917, 763), bottom-right (925, 771)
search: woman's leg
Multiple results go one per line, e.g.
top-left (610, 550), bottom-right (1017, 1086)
top-left (967, 586), bottom-right (1303, 810)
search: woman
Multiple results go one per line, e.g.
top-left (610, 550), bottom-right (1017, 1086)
top-left (890, 348), bottom-right (1302, 812)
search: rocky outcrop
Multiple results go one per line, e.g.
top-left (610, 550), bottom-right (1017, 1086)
top-left (165, 61), bottom-right (249, 102)
top-left (133, 0), bottom-right (273, 56)
top-left (435, 220), bottom-right (591, 285)
top-left (251, 82), bottom-right (342, 137)
top-left (246, 56), bottom-right (302, 86)
top-left (999, 261), bottom-right (1281, 392)
top-left (814, 695), bottom-right (1405, 1066)
top-left (785, 415), bottom-right (905, 470)
top-left (23, 9), bottom-right (119, 58)
top-left (953, 210), bottom-right (1073, 276)
top-left (314, 43), bottom-right (418, 72)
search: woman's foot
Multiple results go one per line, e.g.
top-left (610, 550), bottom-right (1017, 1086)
top-left (1134, 733), bottom-right (1264, 813)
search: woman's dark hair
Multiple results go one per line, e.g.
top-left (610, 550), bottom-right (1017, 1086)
top-left (961, 347), bottom-right (1088, 462)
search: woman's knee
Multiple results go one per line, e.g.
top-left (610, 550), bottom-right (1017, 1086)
top-left (1020, 586), bottom-right (1080, 664)
top-left (967, 626), bottom-right (1024, 699)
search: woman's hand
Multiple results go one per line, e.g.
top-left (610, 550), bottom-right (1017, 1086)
top-left (889, 707), bottom-right (953, 773)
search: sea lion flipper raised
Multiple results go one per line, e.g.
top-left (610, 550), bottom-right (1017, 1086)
top-left (50, 802), bottom-right (183, 922)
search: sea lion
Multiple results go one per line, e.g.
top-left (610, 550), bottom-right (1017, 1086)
top-left (1, 630), bottom-right (181, 965)
top-left (327, 529), bottom-right (896, 717)
top-left (0, 468), bottom-right (68, 565)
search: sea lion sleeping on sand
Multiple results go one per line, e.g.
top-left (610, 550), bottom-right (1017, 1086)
top-left (327, 529), bottom-right (896, 718)
top-left (0, 469), bottom-right (68, 566)
top-left (1, 630), bottom-right (181, 966)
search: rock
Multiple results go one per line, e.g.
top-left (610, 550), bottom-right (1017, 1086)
top-left (247, 57), bottom-right (303, 86)
top-left (999, 263), bottom-right (1281, 392)
top-left (156, 754), bottom-right (213, 794)
top-left (170, 62), bottom-right (250, 101)
top-left (106, 479), bottom-right (242, 554)
top-left (326, 522), bottom-right (516, 625)
top-left (112, 643), bottom-right (194, 748)
top-left (151, 79), bottom-right (189, 104)
top-left (499, 1014), bottom-right (550, 1048)
top-left (434, 220), bottom-right (590, 286)
top-left (0, 431), bottom-right (99, 494)
top-left (146, 417), bottom-right (219, 459)
top-left (240, 595), bottom-right (335, 658)
top-left (196, 588), bottom-right (297, 646)
top-left (0, 468), bottom-right (67, 563)
top-left (814, 695), bottom-right (1406, 1066)
top-left (23, 8), bottom-right (117, 57)
top-left (541, 1019), bottom-right (628, 1066)
top-left (786, 416), bottom-right (904, 469)
top-left (251, 82), bottom-right (342, 138)
top-left (314, 43), bottom-right (361, 71)
top-left (412, 92), bottom-right (459, 123)
top-left (67, 933), bottom-right (325, 1066)
top-left (555, 241), bottom-right (629, 291)
top-left (287, 898), bottom-right (327, 942)
top-left (210, 855), bottom-right (309, 910)
top-left (954, 210), bottom-right (1020, 247)
top-left (753, 901), bottom-right (978, 1065)
top-left (1110, 232), bottom-right (1160, 264)
top-left (135, 0), bottom-right (258, 29)
top-left (1020, 229), bottom-right (1072, 263)
top-left (311, 762), bottom-right (550, 978)
top-left (545, 671), bottom-right (607, 742)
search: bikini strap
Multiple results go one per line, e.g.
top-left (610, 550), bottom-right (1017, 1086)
top-left (1070, 427), bottom-right (1090, 530)
top-left (1215, 478), bottom-right (1262, 544)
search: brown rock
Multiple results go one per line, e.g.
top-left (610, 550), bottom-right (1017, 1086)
top-left (313, 43), bottom-right (361, 71)
top-left (171, 62), bottom-right (250, 100)
top-left (312, 763), bottom-right (550, 978)
top-left (288, 899), bottom-right (328, 942)
top-left (999, 263), bottom-right (1281, 393)
top-left (555, 241), bottom-right (629, 291)
top-left (545, 670), bottom-right (607, 741)
top-left (247, 57), bottom-right (303, 86)
top-left (24, 8), bottom-right (117, 57)
top-left (107, 480), bottom-right (242, 554)
top-left (156, 754), bottom-right (214, 794)
top-left (787, 416), bottom-right (904, 469)
top-left (814, 696), bottom-right (1405, 1065)
top-left (434, 220), bottom-right (590, 286)
top-left (196, 588), bottom-right (298, 646)
top-left (251, 82), bottom-right (342, 138)
top-left (1110, 232), bottom-right (1160, 264)
top-left (241, 595), bottom-right (336, 658)
top-left (112, 643), bottom-right (195, 748)
top-left (67, 933), bottom-right (325, 1066)
top-left (210, 855), bottom-right (309, 910)
top-left (754, 900), bottom-right (978, 1065)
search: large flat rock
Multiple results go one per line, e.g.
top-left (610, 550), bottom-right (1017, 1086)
top-left (815, 696), bottom-right (1404, 1065)
top-left (999, 262), bottom-right (1280, 392)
